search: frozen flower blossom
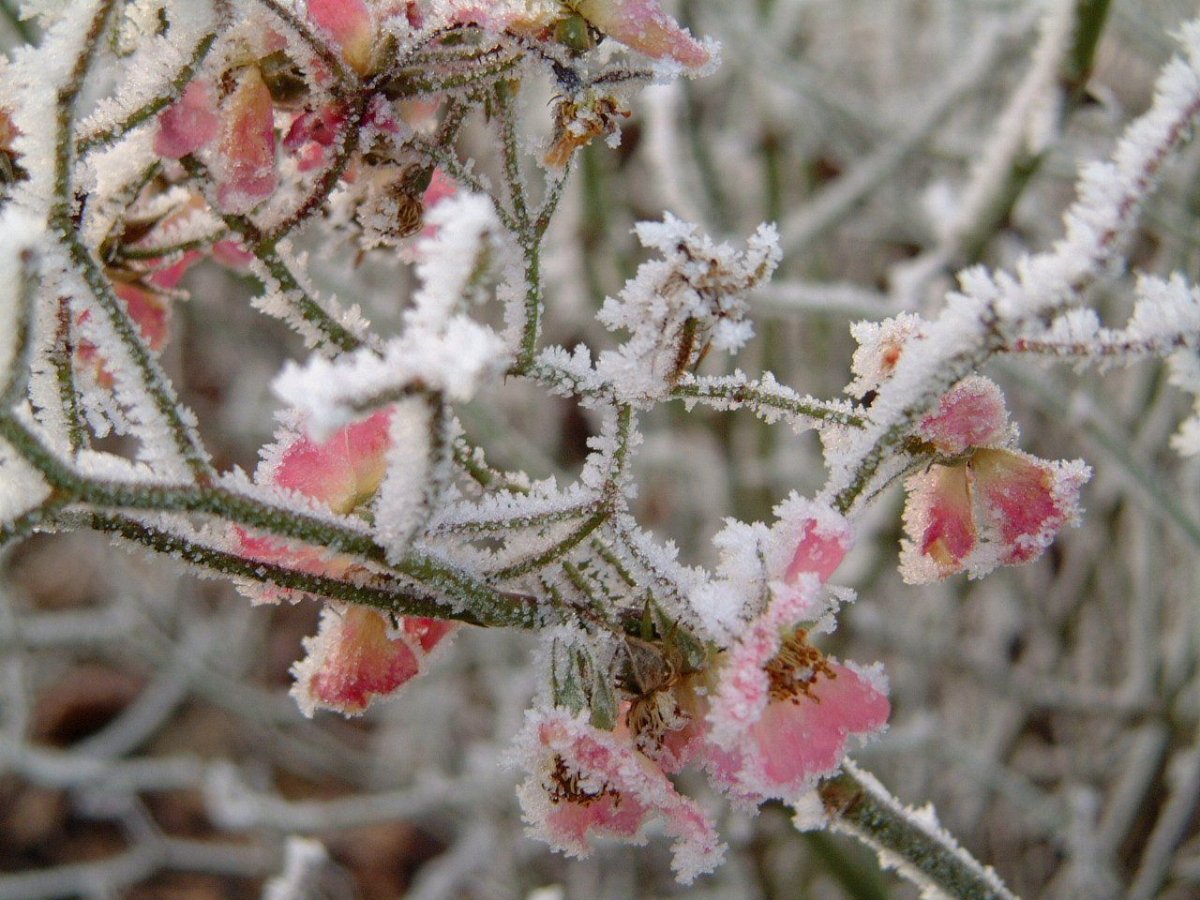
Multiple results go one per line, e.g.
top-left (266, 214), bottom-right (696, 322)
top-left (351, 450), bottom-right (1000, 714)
top-left (513, 707), bottom-right (725, 884)
top-left (695, 508), bottom-right (890, 802)
top-left (899, 377), bottom-right (1091, 583)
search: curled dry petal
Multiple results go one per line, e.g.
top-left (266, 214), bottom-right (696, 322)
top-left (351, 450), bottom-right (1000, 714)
top-left (216, 67), bottom-right (278, 214)
top-left (515, 708), bottom-right (725, 884)
top-left (290, 604), bottom-right (421, 716)
top-left (574, 0), bottom-right (711, 68)
top-left (899, 464), bottom-right (977, 583)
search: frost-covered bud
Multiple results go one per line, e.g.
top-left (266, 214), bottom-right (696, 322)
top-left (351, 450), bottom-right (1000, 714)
top-left (915, 375), bottom-right (1010, 457)
top-left (512, 707), bottom-right (725, 884)
top-left (846, 312), bottom-right (924, 400)
top-left (596, 216), bottom-right (780, 402)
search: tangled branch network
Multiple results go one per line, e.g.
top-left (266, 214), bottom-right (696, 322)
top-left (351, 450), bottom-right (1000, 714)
top-left (3, 0), bottom-right (1200, 896)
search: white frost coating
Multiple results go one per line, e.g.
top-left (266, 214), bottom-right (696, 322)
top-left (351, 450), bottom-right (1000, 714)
top-left (262, 837), bottom-right (332, 900)
top-left (273, 193), bottom-right (508, 439)
top-left (0, 440), bottom-right (51, 523)
top-left (375, 398), bottom-right (433, 562)
top-left (409, 192), bottom-right (501, 333)
top-left (6, 2), bottom-right (102, 212)
top-left (273, 318), bottom-right (507, 440)
top-left (595, 216), bottom-right (780, 404)
top-left (790, 789), bottom-right (830, 832)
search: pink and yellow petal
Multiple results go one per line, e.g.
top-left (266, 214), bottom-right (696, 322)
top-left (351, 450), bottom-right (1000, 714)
top-left (272, 409), bottom-right (391, 514)
top-left (307, 0), bottom-right (376, 75)
top-left (575, 0), bottom-right (711, 68)
top-left (742, 662), bottom-right (889, 800)
top-left (216, 67), bottom-right (278, 214)
top-left (899, 464), bottom-right (977, 583)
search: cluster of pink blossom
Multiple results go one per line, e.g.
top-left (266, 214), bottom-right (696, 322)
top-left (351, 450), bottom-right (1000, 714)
top-left (0, 0), bottom-right (1117, 889)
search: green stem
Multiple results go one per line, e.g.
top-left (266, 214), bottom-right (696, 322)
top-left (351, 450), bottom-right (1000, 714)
top-left (817, 764), bottom-right (1015, 900)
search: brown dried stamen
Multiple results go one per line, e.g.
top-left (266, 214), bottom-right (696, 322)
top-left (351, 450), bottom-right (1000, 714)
top-left (627, 689), bottom-right (689, 757)
top-left (765, 628), bottom-right (836, 704)
top-left (544, 755), bottom-right (620, 807)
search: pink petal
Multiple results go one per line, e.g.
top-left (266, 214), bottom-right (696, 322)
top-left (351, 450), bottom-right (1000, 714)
top-left (155, 80), bottom-right (219, 159)
top-left (783, 509), bottom-right (852, 585)
top-left (273, 409), bottom-right (392, 513)
top-left (216, 67), bottom-right (278, 214)
top-left (745, 662), bottom-right (889, 798)
top-left (918, 376), bottom-right (1009, 455)
top-left (211, 239), bottom-right (255, 269)
top-left (899, 464), bottom-right (977, 583)
top-left (973, 449), bottom-right (1089, 565)
top-left (307, 0), bottom-right (376, 75)
top-left (575, 0), bottom-right (711, 68)
top-left (400, 616), bottom-right (458, 653)
top-left (515, 709), bottom-right (725, 884)
top-left (291, 605), bottom-right (421, 716)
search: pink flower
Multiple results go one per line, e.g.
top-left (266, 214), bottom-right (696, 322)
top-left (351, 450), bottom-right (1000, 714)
top-left (574, 0), bottom-right (711, 68)
top-left (215, 66), bottom-right (278, 214)
top-left (306, 0), bottom-right (376, 76)
top-left (899, 377), bottom-right (1091, 583)
top-left (693, 510), bottom-right (889, 802)
top-left (621, 508), bottom-right (889, 805)
top-left (237, 409), bottom-right (458, 713)
top-left (155, 79), bottom-right (220, 159)
top-left (514, 708), bottom-right (725, 884)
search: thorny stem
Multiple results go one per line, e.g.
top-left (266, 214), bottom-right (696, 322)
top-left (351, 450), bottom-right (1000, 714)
top-left (50, 0), bottom-right (213, 483)
top-left (818, 764), bottom-right (1015, 900)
